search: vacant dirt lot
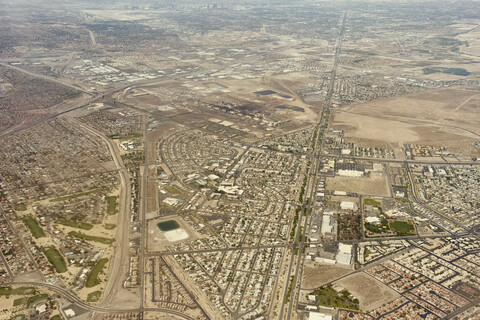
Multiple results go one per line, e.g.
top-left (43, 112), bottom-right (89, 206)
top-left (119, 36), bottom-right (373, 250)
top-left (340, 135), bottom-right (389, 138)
top-left (331, 111), bottom-right (419, 147)
top-left (301, 266), bottom-right (351, 290)
top-left (334, 272), bottom-right (400, 312)
top-left (326, 175), bottom-right (390, 197)
top-left (331, 88), bottom-right (480, 157)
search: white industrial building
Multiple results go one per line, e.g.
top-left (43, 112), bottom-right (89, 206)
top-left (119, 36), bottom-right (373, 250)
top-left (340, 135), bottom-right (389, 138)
top-left (340, 201), bottom-right (356, 211)
top-left (314, 257), bottom-right (336, 265)
top-left (336, 243), bottom-right (353, 267)
top-left (308, 312), bottom-right (333, 320)
top-left (337, 169), bottom-right (364, 177)
top-left (365, 216), bottom-right (381, 225)
top-left (321, 215), bottom-right (333, 235)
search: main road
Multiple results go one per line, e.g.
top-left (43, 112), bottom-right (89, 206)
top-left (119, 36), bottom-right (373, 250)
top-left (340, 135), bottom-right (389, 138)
top-left (0, 280), bottom-right (197, 320)
top-left (279, 11), bottom-right (347, 320)
top-left (71, 118), bottom-right (134, 309)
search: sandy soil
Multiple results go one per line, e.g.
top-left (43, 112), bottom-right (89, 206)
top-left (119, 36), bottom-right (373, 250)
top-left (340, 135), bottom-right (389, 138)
top-left (457, 26), bottom-right (480, 58)
top-left (331, 112), bottom-right (418, 147)
top-left (331, 88), bottom-right (480, 157)
top-left (13, 270), bottom-right (44, 282)
top-left (326, 175), bottom-right (390, 197)
top-left (301, 266), bottom-right (352, 290)
top-left (334, 272), bottom-right (400, 312)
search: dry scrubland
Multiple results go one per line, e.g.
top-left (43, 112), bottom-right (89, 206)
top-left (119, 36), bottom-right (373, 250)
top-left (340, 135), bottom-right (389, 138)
top-left (335, 273), bottom-right (400, 312)
top-left (332, 88), bottom-right (480, 156)
top-left (326, 175), bottom-right (390, 197)
top-left (302, 266), bottom-right (351, 290)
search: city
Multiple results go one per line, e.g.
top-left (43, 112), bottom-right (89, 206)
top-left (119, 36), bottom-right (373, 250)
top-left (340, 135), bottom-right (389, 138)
top-left (0, 0), bottom-right (479, 319)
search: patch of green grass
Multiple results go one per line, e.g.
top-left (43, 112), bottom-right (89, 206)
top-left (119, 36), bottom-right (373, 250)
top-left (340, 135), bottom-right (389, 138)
top-left (318, 295), bottom-right (359, 310)
top-left (86, 290), bottom-right (102, 302)
top-left (365, 223), bottom-right (380, 233)
top-left (68, 231), bottom-right (114, 245)
top-left (106, 196), bottom-right (117, 215)
top-left (312, 285), bottom-right (359, 310)
top-left (50, 188), bottom-right (105, 202)
top-left (284, 276), bottom-right (294, 303)
top-left (298, 226), bottom-right (303, 242)
top-left (22, 216), bottom-right (45, 239)
top-left (14, 204), bottom-right (27, 211)
top-left (0, 287), bottom-right (36, 296)
top-left (389, 220), bottom-right (416, 236)
top-left (298, 175), bottom-right (307, 203)
top-left (290, 206), bottom-right (301, 242)
top-left (10, 315), bottom-right (26, 320)
top-left (13, 298), bottom-right (24, 306)
top-left (55, 219), bottom-right (93, 230)
top-left (27, 293), bottom-right (48, 307)
top-left (364, 219), bottom-right (389, 235)
top-left (50, 315), bottom-right (62, 320)
top-left (312, 284), bottom-right (337, 297)
top-left (157, 166), bottom-right (165, 176)
top-left (363, 198), bottom-right (381, 207)
top-left (42, 247), bottom-right (67, 273)
top-left (119, 132), bottom-right (141, 141)
top-left (165, 186), bottom-right (181, 195)
top-left (364, 248), bottom-right (372, 259)
top-left (86, 258), bottom-right (108, 288)
top-left (104, 224), bottom-right (116, 230)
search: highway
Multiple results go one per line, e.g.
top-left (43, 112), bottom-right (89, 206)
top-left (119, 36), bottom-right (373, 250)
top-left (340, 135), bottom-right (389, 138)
top-left (0, 64), bottom-right (197, 141)
top-left (0, 62), bottom-right (91, 94)
top-left (0, 93), bottom-right (101, 139)
top-left (0, 281), bottom-right (197, 319)
top-left (71, 119), bottom-right (134, 309)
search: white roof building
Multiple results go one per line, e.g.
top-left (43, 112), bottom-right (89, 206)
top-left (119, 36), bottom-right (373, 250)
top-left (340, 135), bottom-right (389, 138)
top-left (339, 243), bottom-right (353, 254)
top-left (308, 312), bottom-right (333, 320)
top-left (336, 252), bottom-right (352, 266)
top-left (365, 216), bottom-right (381, 225)
top-left (64, 309), bottom-right (76, 317)
top-left (340, 201), bottom-right (356, 211)
top-left (337, 243), bottom-right (353, 266)
top-left (36, 304), bottom-right (47, 314)
top-left (337, 169), bottom-right (364, 177)
top-left (315, 257), bottom-right (336, 265)
top-left (321, 215), bottom-right (333, 235)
